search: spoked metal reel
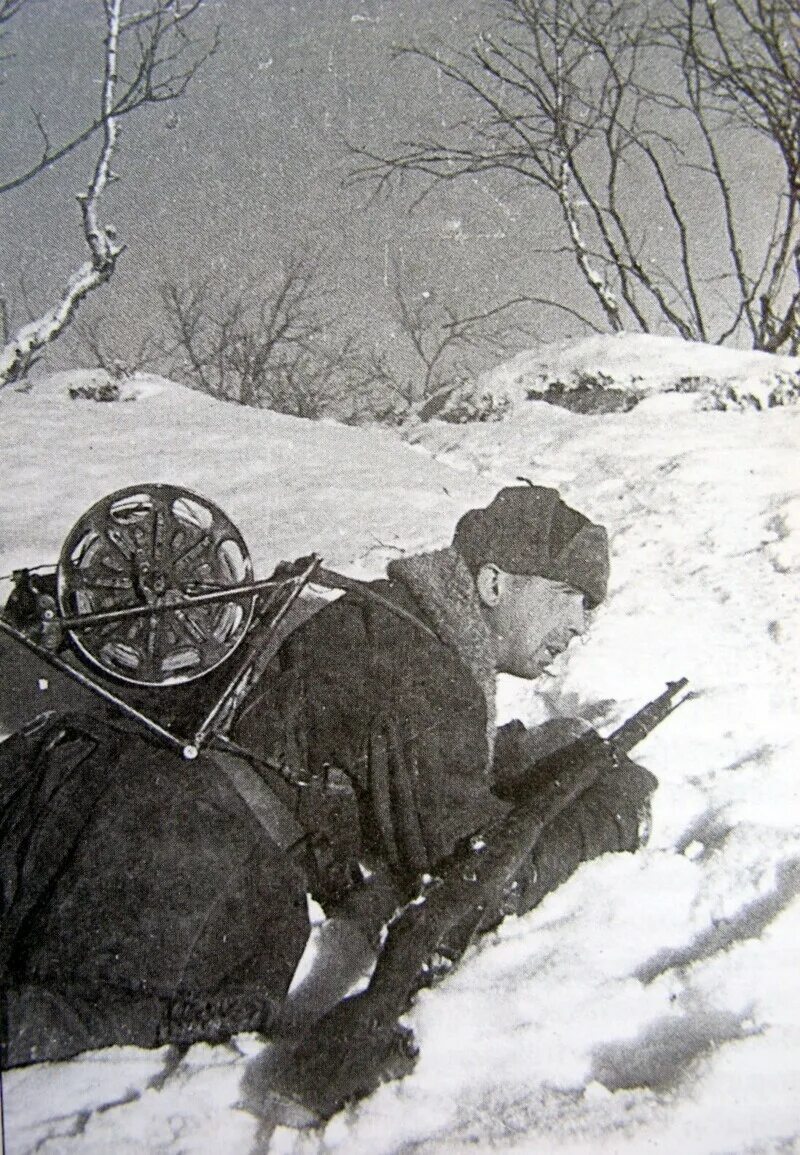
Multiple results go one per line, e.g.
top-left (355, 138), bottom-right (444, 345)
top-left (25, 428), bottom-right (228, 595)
top-left (56, 484), bottom-right (255, 686)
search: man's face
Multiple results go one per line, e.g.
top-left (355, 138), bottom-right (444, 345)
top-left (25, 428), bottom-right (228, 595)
top-left (478, 567), bottom-right (589, 679)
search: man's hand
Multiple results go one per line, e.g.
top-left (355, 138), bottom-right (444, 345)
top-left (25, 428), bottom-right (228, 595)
top-left (490, 717), bottom-right (658, 916)
top-left (493, 716), bottom-right (594, 799)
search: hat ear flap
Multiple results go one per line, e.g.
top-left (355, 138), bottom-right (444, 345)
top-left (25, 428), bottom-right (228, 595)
top-left (555, 525), bottom-right (610, 607)
top-left (452, 507), bottom-right (492, 574)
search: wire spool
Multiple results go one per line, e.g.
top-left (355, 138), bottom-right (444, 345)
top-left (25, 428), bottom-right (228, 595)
top-left (57, 484), bottom-right (255, 686)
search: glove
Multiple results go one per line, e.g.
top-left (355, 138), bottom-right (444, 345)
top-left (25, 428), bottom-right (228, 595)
top-left (491, 724), bottom-right (658, 916)
top-left (493, 716), bottom-right (591, 800)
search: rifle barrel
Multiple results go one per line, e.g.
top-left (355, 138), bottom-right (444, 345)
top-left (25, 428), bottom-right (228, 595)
top-left (609, 678), bottom-right (690, 755)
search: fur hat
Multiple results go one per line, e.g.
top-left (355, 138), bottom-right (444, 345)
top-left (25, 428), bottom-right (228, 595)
top-left (452, 485), bottom-right (609, 607)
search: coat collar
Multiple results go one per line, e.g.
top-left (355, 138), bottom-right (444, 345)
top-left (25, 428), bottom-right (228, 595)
top-left (387, 547), bottom-right (498, 758)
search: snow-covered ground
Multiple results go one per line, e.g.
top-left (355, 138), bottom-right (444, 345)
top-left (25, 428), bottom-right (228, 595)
top-left (1, 335), bottom-right (799, 1155)
top-left (434, 331), bottom-right (800, 416)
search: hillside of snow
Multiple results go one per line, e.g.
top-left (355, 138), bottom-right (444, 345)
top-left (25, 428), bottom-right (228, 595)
top-left (1, 335), bottom-right (799, 1155)
top-left (432, 332), bottom-right (800, 418)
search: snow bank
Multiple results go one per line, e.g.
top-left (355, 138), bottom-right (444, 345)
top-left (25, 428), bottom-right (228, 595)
top-left (0, 369), bottom-right (498, 590)
top-left (2, 340), bottom-right (799, 1155)
top-left (432, 332), bottom-right (800, 418)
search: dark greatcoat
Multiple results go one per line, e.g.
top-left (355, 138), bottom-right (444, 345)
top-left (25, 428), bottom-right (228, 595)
top-left (0, 555), bottom-right (656, 1065)
top-left (230, 557), bottom-right (656, 916)
top-left (0, 713), bottom-right (311, 1066)
top-left (231, 575), bottom-right (510, 898)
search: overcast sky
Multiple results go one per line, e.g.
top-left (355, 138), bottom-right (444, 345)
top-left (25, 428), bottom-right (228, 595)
top-left (0, 0), bottom-right (775, 375)
top-left (2, 0), bottom-right (567, 365)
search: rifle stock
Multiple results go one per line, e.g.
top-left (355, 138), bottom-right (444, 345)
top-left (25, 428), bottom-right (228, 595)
top-left (264, 679), bottom-right (691, 1124)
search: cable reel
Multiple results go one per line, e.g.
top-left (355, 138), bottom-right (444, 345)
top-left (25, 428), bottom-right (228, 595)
top-left (56, 484), bottom-right (255, 686)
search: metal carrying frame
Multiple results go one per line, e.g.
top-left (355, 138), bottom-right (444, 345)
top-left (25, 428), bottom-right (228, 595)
top-left (1, 555), bottom-right (320, 760)
top-left (0, 483), bottom-right (439, 763)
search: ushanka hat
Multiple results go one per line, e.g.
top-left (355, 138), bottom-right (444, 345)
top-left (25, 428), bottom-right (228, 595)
top-left (452, 485), bottom-right (609, 607)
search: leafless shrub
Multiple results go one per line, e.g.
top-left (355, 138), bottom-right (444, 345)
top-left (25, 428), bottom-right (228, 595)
top-left (73, 314), bottom-right (161, 378)
top-left (376, 273), bottom-right (528, 421)
top-left (159, 257), bottom-right (376, 419)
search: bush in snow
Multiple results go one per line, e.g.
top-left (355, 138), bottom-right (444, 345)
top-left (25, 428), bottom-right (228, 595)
top-left (702, 372), bottom-right (800, 412)
top-left (526, 370), bottom-right (641, 414)
top-left (68, 379), bottom-right (122, 403)
top-left (673, 375), bottom-right (719, 395)
top-left (438, 389), bottom-right (513, 423)
top-left (418, 385), bottom-right (512, 424)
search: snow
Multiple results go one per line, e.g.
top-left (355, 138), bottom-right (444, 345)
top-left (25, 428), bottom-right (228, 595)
top-left (2, 334), bottom-right (799, 1155)
top-left (433, 332), bottom-right (800, 415)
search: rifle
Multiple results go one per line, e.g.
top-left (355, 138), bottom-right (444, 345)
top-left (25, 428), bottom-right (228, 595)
top-left (264, 679), bottom-right (692, 1126)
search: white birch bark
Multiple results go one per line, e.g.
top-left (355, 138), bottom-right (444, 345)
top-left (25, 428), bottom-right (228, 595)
top-left (0, 0), bottom-right (124, 390)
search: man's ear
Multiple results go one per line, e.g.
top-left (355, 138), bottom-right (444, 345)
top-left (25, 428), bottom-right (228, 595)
top-left (475, 562), bottom-right (504, 607)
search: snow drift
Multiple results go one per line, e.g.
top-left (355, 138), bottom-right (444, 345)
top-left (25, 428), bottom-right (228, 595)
top-left (1, 334), bottom-right (799, 1155)
top-left (431, 332), bottom-right (800, 419)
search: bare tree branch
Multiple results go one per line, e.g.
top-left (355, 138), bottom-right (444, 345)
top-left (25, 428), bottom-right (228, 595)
top-left (0, 0), bottom-right (212, 388)
top-left (442, 294), bottom-right (602, 335)
top-left (0, 0), bottom-right (218, 196)
top-left (74, 312), bottom-right (159, 376)
top-left (349, 0), bottom-right (800, 351)
top-left (0, 0), bottom-right (28, 73)
top-left (378, 270), bottom-right (525, 415)
top-left (159, 257), bottom-right (372, 417)
top-left (0, 0), bottom-right (126, 386)
top-left (661, 0), bottom-right (799, 350)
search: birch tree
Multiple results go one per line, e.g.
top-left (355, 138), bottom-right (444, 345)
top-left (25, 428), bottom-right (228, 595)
top-left (352, 0), bottom-right (799, 352)
top-left (0, 0), bottom-right (216, 390)
top-left (667, 0), bottom-right (799, 351)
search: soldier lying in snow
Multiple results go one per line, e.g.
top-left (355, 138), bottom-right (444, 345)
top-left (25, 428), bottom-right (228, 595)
top-left (0, 485), bottom-right (656, 1067)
